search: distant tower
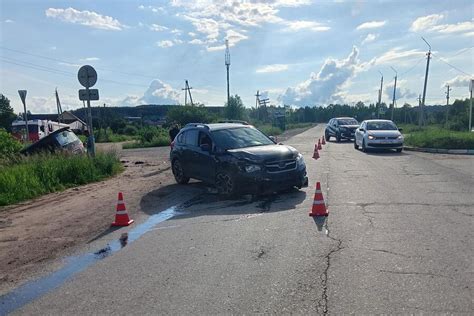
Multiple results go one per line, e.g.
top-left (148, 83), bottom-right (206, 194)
top-left (225, 39), bottom-right (231, 105)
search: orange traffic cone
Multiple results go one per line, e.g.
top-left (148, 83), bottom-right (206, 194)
top-left (318, 139), bottom-right (322, 150)
top-left (312, 144), bottom-right (320, 160)
top-left (322, 136), bottom-right (326, 145)
top-left (111, 192), bottom-right (134, 226)
top-left (309, 182), bottom-right (328, 216)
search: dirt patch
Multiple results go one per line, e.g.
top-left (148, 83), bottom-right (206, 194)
top-left (0, 146), bottom-right (175, 295)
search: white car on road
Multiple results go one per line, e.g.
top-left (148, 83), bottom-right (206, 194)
top-left (354, 119), bottom-right (404, 152)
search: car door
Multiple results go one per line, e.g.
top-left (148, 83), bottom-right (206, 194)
top-left (181, 129), bottom-right (199, 178)
top-left (328, 119), bottom-right (335, 136)
top-left (331, 120), bottom-right (338, 136)
top-left (192, 131), bottom-right (216, 183)
top-left (355, 122), bottom-right (366, 145)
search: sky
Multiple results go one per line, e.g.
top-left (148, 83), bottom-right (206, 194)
top-left (0, 0), bottom-right (473, 114)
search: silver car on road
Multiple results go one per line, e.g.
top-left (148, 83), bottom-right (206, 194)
top-left (354, 119), bottom-right (404, 152)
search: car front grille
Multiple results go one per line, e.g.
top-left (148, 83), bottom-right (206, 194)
top-left (374, 136), bottom-right (399, 140)
top-left (368, 143), bottom-right (403, 148)
top-left (265, 159), bottom-right (297, 173)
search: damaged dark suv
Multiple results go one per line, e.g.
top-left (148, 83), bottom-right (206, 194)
top-left (170, 122), bottom-right (308, 197)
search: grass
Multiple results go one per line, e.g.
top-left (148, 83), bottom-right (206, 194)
top-left (256, 125), bottom-right (283, 136)
top-left (122, 135), bottom-right (170, 149)
top-left (405, 129), bottom-right (474, 149)
top-left (286, 122), bottom-right (315, 130)
top-left (0, 152), bottom-right (123, 206)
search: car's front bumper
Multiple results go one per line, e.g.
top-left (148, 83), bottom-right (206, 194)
top-left (366, 141), bottom-right (403, 149)
top-left (340, 130), bottom-right (356, 139)
top-left (235, 165), bottom-right (308, 194)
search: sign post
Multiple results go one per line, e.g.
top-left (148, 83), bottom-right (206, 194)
top-left (18, 90), bottom-right (29, 142)
top-left (78, 65), bottom-right (98, 156)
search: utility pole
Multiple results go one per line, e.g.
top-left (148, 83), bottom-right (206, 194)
top-left (225, 39), bottom-right (231, 105)
top-left (181, 80), bottom-right (194, 106)
top-left (377, 71), bottom-right (383, 118)
top-left (255, 90), bottom-right (260, 121)
top-left (417, 94), bottom-right (423, 126)
top-left (469, 79), bottom-right (473, 132)
top-left (445, 85), bottom-right (451, 128)
top-left (390, 67), bottom-right (397, 121)
top-left (420, 37), bottom-right (431, 127)
top-left (55, 88), bottom-right (63, 123)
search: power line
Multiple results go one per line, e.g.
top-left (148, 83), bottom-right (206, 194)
top-left (400, 56), bottom-right (425, 76)
top-left (0, 46), bottom-right (158, 80)
top-left (431, 53), bottom-right (472, 76)
top-left (1, 56), bottom-right (151, 88)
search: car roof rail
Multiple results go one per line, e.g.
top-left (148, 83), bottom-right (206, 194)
top-left (217, 120), bottom-right (249, 125)
top-left (184, 123), bottom-right (209, 129)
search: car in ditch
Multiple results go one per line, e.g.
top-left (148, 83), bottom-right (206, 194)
top-left (354, 119), bottom-right (404, 152)
top-left (325, 117), bottom-right (359, 142)
top-left (170, 122), bottom-right (309, 197)
top-left (20, 127), bottom-right (85, 156)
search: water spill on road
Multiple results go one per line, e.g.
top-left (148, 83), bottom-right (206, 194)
top-left (0, 206), bottom-right (181, 315)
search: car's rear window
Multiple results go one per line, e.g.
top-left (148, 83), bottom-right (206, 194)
top-left (211, 127), bottom-right (274, 150)
top-left (367, 121), bottom-right (398, 131)
top-left (55, 131), bottom-right (79, 146)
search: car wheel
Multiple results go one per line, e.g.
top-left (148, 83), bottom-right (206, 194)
top-left (354, 138), bottom-right (359, 149)
top-left (362, 139), bottom-right (367, 152)
top-left (172, 159), bottom-right (190, 184)
top-left (336, 132), bottom-right (341, 143)
top-left (396, 148), bottom-right (402, 153)
top-left (325, 130), bottom-right (330, 141)
top-left (216, 172), bottom-right (237, 198)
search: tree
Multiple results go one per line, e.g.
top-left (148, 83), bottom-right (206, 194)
top-left (0, 94), bottom-right (17, 131)
top-left (225, 95), bottom-right (245, 120)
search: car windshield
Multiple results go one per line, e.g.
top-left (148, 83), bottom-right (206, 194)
top-left (211, 127), bottom-right (274, 150)
top-left (338, 119), bottom-right (358, 125)
top-left (367, 121), bottom-right (398, 131)
top-left (55, 130), bottom-right (79, 146)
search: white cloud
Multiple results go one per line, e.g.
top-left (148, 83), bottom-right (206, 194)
top-left (410, 14), bottom-right (444, 32)
top-left (45, 7), bottom-right (124, 31)
top-left (361, 33), bottom-right (378, 45)
top-left (283, 20), bottom-right (330, 32)
top-left (173, 0), bottom-right (317, 48)
top-left (4, 19), bottom-right (14, 23)
top-left (443, 75), bottom-right (472, 88)
top-left (226, 29), bottom-right (248, 44)
top-left (207, 44), bottom-right (226, 52)
top-left (58, 62), bottom-right (82, 67)
top-left (356, 20), bottom-right (386, 30)
top-left (256, 64), bottom-right (289, 73)
top-left (121, 80), bottom-right (179, 105)
top-left (434, 21), bottom-right (474, 34)
top-left (149, 23), bottom-right (168, 31)
top-left (279, 46), bottom-right (360, 106)
top-left (50, 46), bottom-right (57, 50)
top-left (384, 81), bottom-right (417, 101)
top-left (156, 40), bottom-right (174, 48)
top-left (369, 48), bottom-right (425, 66)
top-left (171, 28), bottom-right (182, 34)
top-left (189, 39), bottom-right (205, 45)
top-left (81, 57), bottom-right (100, 62)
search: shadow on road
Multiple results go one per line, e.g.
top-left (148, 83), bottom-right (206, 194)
top-left (140, 182), bottom-right (307, 219)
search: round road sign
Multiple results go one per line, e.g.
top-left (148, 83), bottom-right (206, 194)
top-left (78, 65), bottom-right (98, 88)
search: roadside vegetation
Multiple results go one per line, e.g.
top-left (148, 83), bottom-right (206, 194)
top-left (405, 129), bottom-right (474, 149)
top-left (0, 150), bottom-right (123, 206)
top-left (122, 126), bottom-right (170, 149)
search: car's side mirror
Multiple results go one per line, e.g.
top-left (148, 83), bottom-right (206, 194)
top-left (398, 128), bottom-right (403, 132)
top-left (359, 128), bottom-right (365, 132)
top-left (269, 136), bottom-right (277, 143)
top-left (200, 144), bottom-right (211, 152)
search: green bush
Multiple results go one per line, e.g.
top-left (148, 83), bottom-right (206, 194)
top-left (405, 130), bottom-right (474, 149)
top-left (0, 128), bottom-right (23, 163)
top-left (0, 152), bottom-right (123, 206)
top-left (122, 126), bottom-right (170, 149)
top-left (94, 128), bottom-right (133, 143)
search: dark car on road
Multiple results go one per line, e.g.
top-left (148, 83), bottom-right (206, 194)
top-left (170, 122), bottom-right (308, 197)
top-left (325, 117), bottom-right (359, 142)
top-left (21, 127), bottom-right (85, 156)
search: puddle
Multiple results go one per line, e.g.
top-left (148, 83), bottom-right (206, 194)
top-left (0, 206), bottom-right (181, 315)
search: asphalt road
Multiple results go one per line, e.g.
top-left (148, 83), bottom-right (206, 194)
top-left (12, 125), bottom-right (474, 314)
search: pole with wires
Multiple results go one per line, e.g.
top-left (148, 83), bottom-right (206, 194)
top-left (390, 67), bottom-right (397, 121)
top-left (377, 71), bottom-right (383, 118)
top-left (420, 37), bottom-right (431, 127)
top-left (445, 85), bottom-right (451, 128)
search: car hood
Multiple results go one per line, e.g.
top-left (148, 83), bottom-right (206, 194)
top-left (367, 130), bottom-right (402, 137)
top-left (228, 144), bottom-right (298, 163)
